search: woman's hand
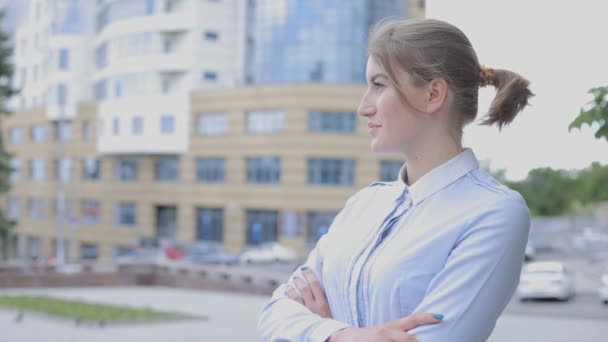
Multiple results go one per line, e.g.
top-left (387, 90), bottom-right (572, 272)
top-left (286, 268), bottom-right (443, 341)
top-left (286, 267), bottom-right (333, 318)
top-left (328, 313), bottom-right (443, 342)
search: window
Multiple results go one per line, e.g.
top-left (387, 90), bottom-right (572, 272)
top-left (308, 158), bottom-right (355, 186)
top-left (115, 159), bottom-right (138, 181)
top-left (82, 121), bottom-right (93, 140)
top-left (246, 157), bottom-right (280, 184)
top-left (94, 79), bottom-right (107, 100)
top-left (132, 116), bottom-right (144, 135)
top-left (246, 210), bottom-right (278, 245)
top-left (81, 243), bottom-right (99, 260)
top-left (31, 124), bottom-right (46, 143)
top-left (9, 128), bottom-right (23, 144)
top-left (114, 202), bottom-right (136, 226)
top-left (246, 110), bottom-right (283, 134)
top-left (55, 158), bottom-right (72, 182)
top-left (54, 120), bottom-right (72, 141)
top-left (197, 113), bottom-right (228, 136)
top-left (155, 206), bottom-right (177, 239)
top-left (196, 208), bottom-right (223, 242)
top-left (54, 198), bottom-right (73, 221)
top-left (19, 68), bottom-right (26, 87)
top-left (202, 71), bottom-right (217, 82)
top-left (83, 158), bottom-right (101, 181)
top-left (28, 198), bottom-right (44, 220)
top-left (380, 160), bottom-right (403, 182)
top-left (307, 211), bottom-right (337, 245)
top-left (8, 197), bottom-right (20, 219)
top-left (57, 83), bottom-right (67, 105)
top-left (10, 159), bottom-right (21, 182)
top-left (95, 44), bottom-right (107, 70)
top-left (81, 200), bottom-right (100, 224)
top-left (309, 111), bottom-right (357, 133)
top-left (155, 157), bottom-right (179, 182)
top-left (196, 157), bottom-right (225, 183)
top-left (29, 159), bottom-right (46, 181)
top-left (203, 31), bottom-right (219, 41)
top-left (160, 115), bottom-right (175, 134)
top-left (26, 236), bottom-right (41, 259)
top-left (146, 0), bottom-right (155, 14)
top-left (58, 48), bottom-right (69, 70)
top-left (112, 118), bottom-right (120, 135)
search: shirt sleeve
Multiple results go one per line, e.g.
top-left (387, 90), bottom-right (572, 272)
top-left (258, 193), bottom-right (363, 342)
top-left (408, 195), bottom-right (531, 342)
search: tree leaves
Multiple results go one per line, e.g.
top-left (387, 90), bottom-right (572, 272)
top-left (569, 86), bottom-right (608, 142)
top-left (0, 9), bottom-right (17, 259)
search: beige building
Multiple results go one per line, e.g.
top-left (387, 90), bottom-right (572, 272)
top-left (2, 85), bottom-right (404, 261)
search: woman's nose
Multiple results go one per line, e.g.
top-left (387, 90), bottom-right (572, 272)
top-left (358, 103), bottom-right (376, 117)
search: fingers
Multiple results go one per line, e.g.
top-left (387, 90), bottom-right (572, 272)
top-left (384, 329), bottom-right (418, 342)
top-left (294, 276), bottom-right (315, 305)
top-left (390, 312), bottom-right (443, 332)
top-left (302, 269), bottom-right (326, 302)
top-left (286, 285), bottom-right (303, 305)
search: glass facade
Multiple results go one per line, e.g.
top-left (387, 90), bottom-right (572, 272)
top-left (247, 0), bottom-right (407, 84)
top-left (52, 0), bottom-right (85, 34)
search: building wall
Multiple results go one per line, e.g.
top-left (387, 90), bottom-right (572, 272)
top-left (2, 84), bottom-right (404, 261)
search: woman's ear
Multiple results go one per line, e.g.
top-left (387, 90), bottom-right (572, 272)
top-left (424, 78), bottom-right (449, 113)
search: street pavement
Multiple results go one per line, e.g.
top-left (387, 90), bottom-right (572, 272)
top-left (1, 286), bottom-right (607, 342)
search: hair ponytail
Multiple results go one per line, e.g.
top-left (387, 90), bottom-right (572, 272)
top-left (478, 67), bottom-right (534, 130)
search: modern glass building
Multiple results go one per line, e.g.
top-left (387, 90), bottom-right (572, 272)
top-left (246, 0), bottom-right (408, 84)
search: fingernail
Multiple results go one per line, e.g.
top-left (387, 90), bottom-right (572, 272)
top-left (433, 314), bottom-right (444, 321)
top-left (300, 266), bottom-right (310, 271)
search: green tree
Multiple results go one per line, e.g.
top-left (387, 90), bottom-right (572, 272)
top-left (575, 162), bottom-right (608, 204)
top-left (569, 86), bottom-right (608, 141)
top-left (0, 10), bottom-right (18, 260)
top-left (506, 168), bottom-right (578, 216)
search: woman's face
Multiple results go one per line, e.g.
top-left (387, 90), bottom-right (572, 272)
top-left (358, 57), bottom-right (429, 155)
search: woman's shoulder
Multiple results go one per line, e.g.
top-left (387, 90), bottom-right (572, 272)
top-left (465, 168), bottom-right (527, 207)
top-left (458, 169), bottom-right (530, 233)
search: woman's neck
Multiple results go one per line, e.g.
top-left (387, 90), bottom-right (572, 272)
top-left (404, 143), bottom-right (464, 186)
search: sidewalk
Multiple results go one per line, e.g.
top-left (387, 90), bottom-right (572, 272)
top-left (1, 287), bottom-right (607, 342)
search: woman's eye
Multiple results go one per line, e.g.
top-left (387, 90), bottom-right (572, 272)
top-left (373, 82), bottom-right (384, 89)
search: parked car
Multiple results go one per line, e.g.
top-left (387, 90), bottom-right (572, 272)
top-left (163, 242), bottom-right (189, 261)
top-left (115, 247), bottom-right (168, 263)
top-left (183, 242), bottom-right (238, 265)
top-left (517, 261), bottom-right (574, 301)
top-left (600, 273), bottom-right (608, 305)
top-left (239, 242), bottom-right (297, 264)
top-left (524, 240), bottom-right (536, 261)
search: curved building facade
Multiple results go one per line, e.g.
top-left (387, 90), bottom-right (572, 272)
top-left (246, 0), bottom-right (407, 84)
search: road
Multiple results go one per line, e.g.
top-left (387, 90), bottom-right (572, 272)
top-left (1, 285), bottom-right (607, 342)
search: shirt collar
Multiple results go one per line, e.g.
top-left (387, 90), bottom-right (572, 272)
top-left (396, 148), bottom-right (480, 205)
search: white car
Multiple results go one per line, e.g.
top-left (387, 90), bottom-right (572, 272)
top-left (517, 261), bottom-right (574, 301)
top-left (524, 240), bottom-right (536, 261)
top-left (239, 242), bottom-right (297, 264)
top-left (600, 274), bottom-right (608, 305)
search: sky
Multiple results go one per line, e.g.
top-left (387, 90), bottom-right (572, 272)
top-left (428, 0), bottom-right (608, 180)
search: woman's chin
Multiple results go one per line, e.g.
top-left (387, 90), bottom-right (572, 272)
top-left (370, 140), bottom-right (387, 153)
top-left (371, 140), bottom-right (399, 154)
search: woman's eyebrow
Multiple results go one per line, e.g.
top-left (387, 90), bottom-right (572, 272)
top-left (369, 74), bottom-right (389, 83)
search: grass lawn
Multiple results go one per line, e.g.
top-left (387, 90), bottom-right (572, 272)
top-left (0, 295), bottom-right (181, 322)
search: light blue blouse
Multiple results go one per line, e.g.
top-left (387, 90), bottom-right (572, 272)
top-left (258, 148), bottom-right (531, 342)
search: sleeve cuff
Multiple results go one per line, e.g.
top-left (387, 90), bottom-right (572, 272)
top-left (310, 319), bottom-right (352, 342)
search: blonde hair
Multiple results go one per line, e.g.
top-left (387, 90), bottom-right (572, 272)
top-left (368, 18), bottom-right (533, 140)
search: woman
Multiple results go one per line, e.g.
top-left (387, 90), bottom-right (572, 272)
top-left (259, 18), bottom-right (533, 342)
